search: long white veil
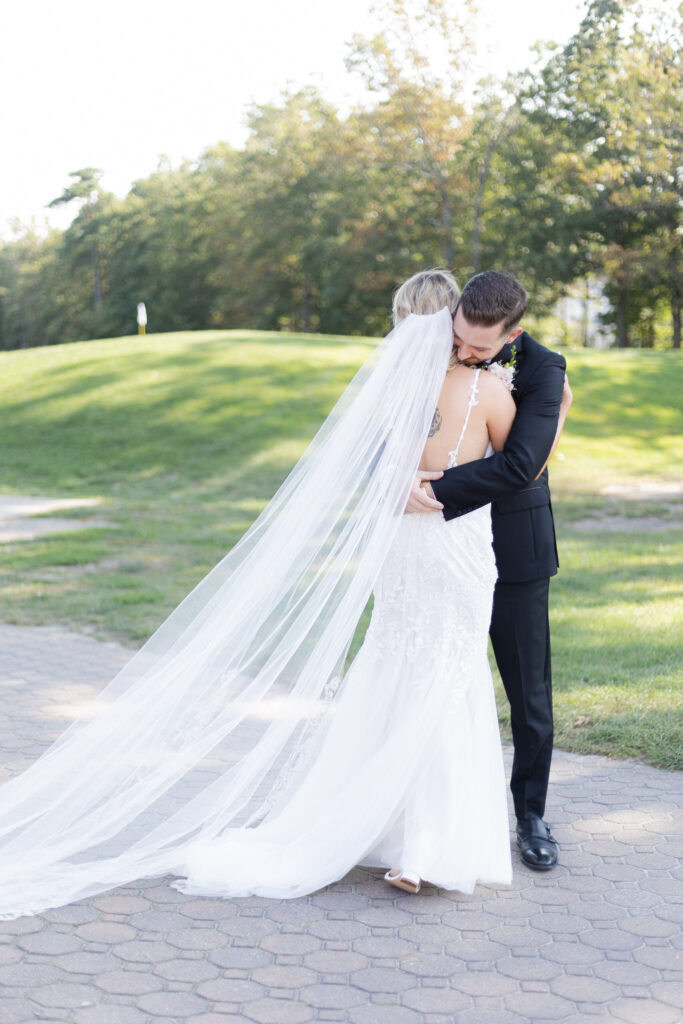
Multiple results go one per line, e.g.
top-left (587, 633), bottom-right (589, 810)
top-left (0, 308), bottom-right (454, 919)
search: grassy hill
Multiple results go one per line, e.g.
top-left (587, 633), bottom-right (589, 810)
top-left (1, 331), bottom-right (681, 769)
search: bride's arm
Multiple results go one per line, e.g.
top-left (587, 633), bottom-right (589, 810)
top-left (533, 373), bottom-right (572, 479)
top-left (481, 372), bottom-right (516, 452)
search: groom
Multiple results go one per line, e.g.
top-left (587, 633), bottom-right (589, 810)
top-left (408, 270), bottom-right (572, 870)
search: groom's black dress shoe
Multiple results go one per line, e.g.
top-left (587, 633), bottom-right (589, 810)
top-left (516, 814), bottom-right (558, 870)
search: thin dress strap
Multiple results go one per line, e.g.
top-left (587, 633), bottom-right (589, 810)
top-left (447, 368), bottom-right (482, 469)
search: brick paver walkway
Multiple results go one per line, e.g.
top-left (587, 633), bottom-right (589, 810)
top-left (0, 624), bottom-right (681, 1024)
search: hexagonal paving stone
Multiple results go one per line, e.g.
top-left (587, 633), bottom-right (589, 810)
top-left (251, 964), bottom-right (318, 988)
top-left (260, 932), bottom-right (321, 955)
top-left (353, 906), bottom-right (414, 928)
top-left (207, 945), bottom-right (272, 970)
top-left (593, 960), bottom-right (660, 986)
top-left (539, 940), bottom-right (601, 965)
top-left (0, 997), bottom-right (37, 1024)
top-left (352, 935), bottom-right (421, 959)
top-left (308, 919), bottom-right (369, 941)
top-left (350, 966), bottom-right (416, 993)
top-left (348, 1006), bottom-right (423, 1024)
top-left (401, 952), bottom-right (465, 978)
top-left (504, 989), bottom-right (579, 1019)
top-left (451, 1009), bottom-right (528, 1024)
top-left (128, 909), bottom-right (189, 932)
top-left (549, 973), bottom-right (619, 1003)
top-left (530, 911), bottom-right (586, 935)
top-left (16, 930), bottom-right (82, 954)
top-left (53, 951), bottom-right (123, 975)
top-left (186, 1016), bottom-right (245, 1024)
top-left (31, 982), bottom-right (103, 1009)
top-left (397, 922), bottom-right (461, 945)
top-left (0, 963), bottom-right (67, 986)
top-left (487, 923), bottom-right (550, 948)
top-left (311, 892), bottom-right (367, 912)
top-left (450, 970), bottom-right (518, 996)
top-left (90, 894), bottom-right (150, 914)
top-left (299, 982), bottom-right (367, 1009)
top-left (243, 998), bottom-right (315, 1023)
top-left (179, 898), bottom-right (239, 920)
top-left (166, 926), bottom-right (227, 950)
top-left (196, 978), bottom-right (265, 1002)
top-left (41, 904), bottom-right (100, 925)
top-left (303, 951), bottom-right (366, 974)
top-left (94, 969), bottom-right (164, 995)
top-left (111, 939), bottom-right (177, 963)
top-left (265, 903), bottom-right (324, 925)
top-left (610, 996), bottom-right (681, 1024)
top-left (443, 909), bottom-right (499, 932)
top-left (634, 946), bottom-right (683, 971)
top-left (582, 927), bottom-right (643, 952)
top-left (74, 922), bottom-right (138, 943)
top-left (444, 937), bottom-right (508, 962)
top-left (73, 1007), bottom-right (148, 1024)
top-left (496, 955), bottom-right (563, 981)
top-left (651, 981), bottom-right (683, 1009)
top-left (0, 945), bottom-right (22, 966)
top-left (154, 957), bottom-right (221, 982)
top-left (137, 991), bottom-right (211, 1016)
top-left (216, 917), bottom-right (278, 940)
top-left (402, 985), bottom-right (471, 1013)
top-left (0, 917), bottom-right (46, 936)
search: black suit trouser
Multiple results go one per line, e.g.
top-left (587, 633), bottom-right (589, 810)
top-left (489, 577), bottom-right (553, 821)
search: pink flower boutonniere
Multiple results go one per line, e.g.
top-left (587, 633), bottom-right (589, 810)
top-left (487, 346), bottom-right (517, 392)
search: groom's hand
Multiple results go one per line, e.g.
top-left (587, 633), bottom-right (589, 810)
top-left (404, 470), bottom-right (444, 514)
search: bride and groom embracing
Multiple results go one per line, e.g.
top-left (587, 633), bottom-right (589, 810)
top-left (0, 268), bottom-right (571, 920)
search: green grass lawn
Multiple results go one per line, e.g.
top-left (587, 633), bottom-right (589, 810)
top-left (1, 332), bottom-right (681, 770)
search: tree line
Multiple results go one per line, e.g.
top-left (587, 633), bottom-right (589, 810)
top-left (0, 0), bottom-right (679, 350)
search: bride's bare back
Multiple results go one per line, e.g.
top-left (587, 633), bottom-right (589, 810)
top-left (420, 364), bottom-right (515, 472)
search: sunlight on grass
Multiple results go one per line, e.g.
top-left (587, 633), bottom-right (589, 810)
top-left (0, 332), bottom-right (681, 768)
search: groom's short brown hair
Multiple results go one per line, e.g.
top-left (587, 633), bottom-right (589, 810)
top-left (457, 270), bottom-right (528, 332)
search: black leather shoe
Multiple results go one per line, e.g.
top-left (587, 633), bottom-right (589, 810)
top-left (516, 814), bottom-right (558, 870)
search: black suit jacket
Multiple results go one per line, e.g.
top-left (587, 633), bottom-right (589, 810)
top-left (431, 331), bottom-right (566, 583)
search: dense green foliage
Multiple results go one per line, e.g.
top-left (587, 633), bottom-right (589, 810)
top-left (0, 329), bottom-right (681, 768)
top-left (0, 0), bottom-right (680, 350)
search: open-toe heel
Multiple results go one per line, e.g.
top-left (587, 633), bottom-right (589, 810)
top-left (384, 868), bottom-right (421, 894)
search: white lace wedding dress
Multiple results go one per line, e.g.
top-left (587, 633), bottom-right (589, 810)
top-left (173, 371), bottom-right (513, 897)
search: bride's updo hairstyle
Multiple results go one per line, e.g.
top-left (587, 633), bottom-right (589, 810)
top-left (392, 268), bottom-right (460, 327)
top-left (392, 268), bottom-right (460, 368)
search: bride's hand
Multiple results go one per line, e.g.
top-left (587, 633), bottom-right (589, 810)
top-left (404, 470), bottom-right (444, 514)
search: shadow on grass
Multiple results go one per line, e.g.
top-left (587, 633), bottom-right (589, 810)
top-left (560, 353), bottom-right (683, 441)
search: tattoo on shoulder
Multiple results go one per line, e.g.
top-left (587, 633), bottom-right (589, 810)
top-left (428, 407), bottom-right (442, 437)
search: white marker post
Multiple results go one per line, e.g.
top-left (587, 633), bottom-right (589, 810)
top-left (137, 302), bottom-right (147, 336)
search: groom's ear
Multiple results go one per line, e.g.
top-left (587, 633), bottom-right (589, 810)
top-left (507, 327), bottom-right (523, 343)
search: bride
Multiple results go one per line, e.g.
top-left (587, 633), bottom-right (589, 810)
top-left (0, 269), bottom-right (515, 919)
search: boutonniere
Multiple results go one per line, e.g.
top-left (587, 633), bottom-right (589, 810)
top-left (487, 344), bottom-right (517, 392)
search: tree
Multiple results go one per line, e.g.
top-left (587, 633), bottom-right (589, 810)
top-left (516, 0), bottom-right (682, 346)
top-left (346, 0), bottom-right (479, 275)
top-left (48, 169), bottom-right (111, 333)
top-left (0, 224), bottom-right (64, 348)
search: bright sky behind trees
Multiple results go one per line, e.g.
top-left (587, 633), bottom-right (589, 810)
top-left (2, 0), bottom-right (586, 237)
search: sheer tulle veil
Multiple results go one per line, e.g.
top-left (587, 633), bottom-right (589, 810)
top-left (0, 307), bottom-right (454, 919)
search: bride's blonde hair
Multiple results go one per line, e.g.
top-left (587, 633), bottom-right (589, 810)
top-left (392, 268), bottom-right (460, 368)
top-left (392, 268), bottom-right (460, 325)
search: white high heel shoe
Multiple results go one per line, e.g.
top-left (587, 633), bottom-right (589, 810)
top-left (384, 867), bottom-right (421, 894)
